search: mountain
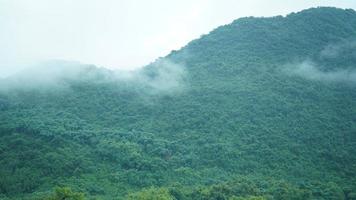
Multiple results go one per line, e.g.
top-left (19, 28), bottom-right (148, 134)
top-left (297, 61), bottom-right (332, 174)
top-left (1, 7), bottom-right (356, 200)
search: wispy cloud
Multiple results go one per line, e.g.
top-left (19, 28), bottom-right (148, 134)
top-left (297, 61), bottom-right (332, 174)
top-left (285, 61), bottom-right (356, 84)
top-left (284, 38), bottom-right (356, 85)
top-left (0, 59), bottom-right (187, 95)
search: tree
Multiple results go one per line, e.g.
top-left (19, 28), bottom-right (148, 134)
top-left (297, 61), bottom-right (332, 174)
top-left (127, 187), bottom-right (175, 200)
top-left (42, 187), bottom-right (85, 200)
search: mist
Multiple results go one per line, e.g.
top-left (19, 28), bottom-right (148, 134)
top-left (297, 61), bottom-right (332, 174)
top-left (0, 59), bottom-right (187, 95)
top-left (0, 60), bottom-right (99, 92)
top-left (320, 39), bottom-right (356, 59)
top-left (135, 59), bottom-right (187, 94)
top-left (286, 61), bottom-right (356, 84)
top-left (283, 37), bottom-right (356, 84)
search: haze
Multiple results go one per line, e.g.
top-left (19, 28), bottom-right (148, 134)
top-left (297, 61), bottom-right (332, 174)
top-left (1, 0), bottom-right (356, 77)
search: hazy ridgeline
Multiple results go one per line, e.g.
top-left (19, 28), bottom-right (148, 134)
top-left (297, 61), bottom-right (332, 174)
top-left (0, 7), bottom-right (356, 200)
top-left (0, 59), bottom-right (187, 95)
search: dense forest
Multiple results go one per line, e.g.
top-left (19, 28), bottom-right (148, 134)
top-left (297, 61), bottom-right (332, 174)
top-left (0, 7), bottom-right (356, 199)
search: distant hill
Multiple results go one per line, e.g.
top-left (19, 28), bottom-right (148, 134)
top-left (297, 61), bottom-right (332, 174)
top-left (0, 7), bottom-right (356, 200)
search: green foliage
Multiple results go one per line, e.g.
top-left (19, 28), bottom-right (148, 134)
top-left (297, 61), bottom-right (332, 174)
top-left (42, 187), bottom-right (85, 200)
top-left (229, 197), bottom-right (266, 200)
top-left (127, 187), bottom-right (175, 200)
top-left (0, 7), bottom-right (356, 200)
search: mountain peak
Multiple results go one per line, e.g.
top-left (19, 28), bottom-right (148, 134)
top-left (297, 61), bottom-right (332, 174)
top-left (166, 6), bottom-right (356, 74)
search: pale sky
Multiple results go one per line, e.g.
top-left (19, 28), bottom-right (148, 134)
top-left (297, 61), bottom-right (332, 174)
top-left (1, 0), bottom-right (356, 77)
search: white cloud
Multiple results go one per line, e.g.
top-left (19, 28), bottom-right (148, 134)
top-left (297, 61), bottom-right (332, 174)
top-left (285, 61), bottom-right (356, 84)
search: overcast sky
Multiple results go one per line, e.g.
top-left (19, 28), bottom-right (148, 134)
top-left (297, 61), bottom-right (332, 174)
top-left (1, 0), bottom-right (356, 77)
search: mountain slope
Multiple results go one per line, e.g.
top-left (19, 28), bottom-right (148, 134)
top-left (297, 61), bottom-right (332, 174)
top-left (0, 7), bottom-right (356, 200)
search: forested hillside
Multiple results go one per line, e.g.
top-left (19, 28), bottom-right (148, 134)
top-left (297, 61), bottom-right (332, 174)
top-left (0, 7), bottom-right (356, 200)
